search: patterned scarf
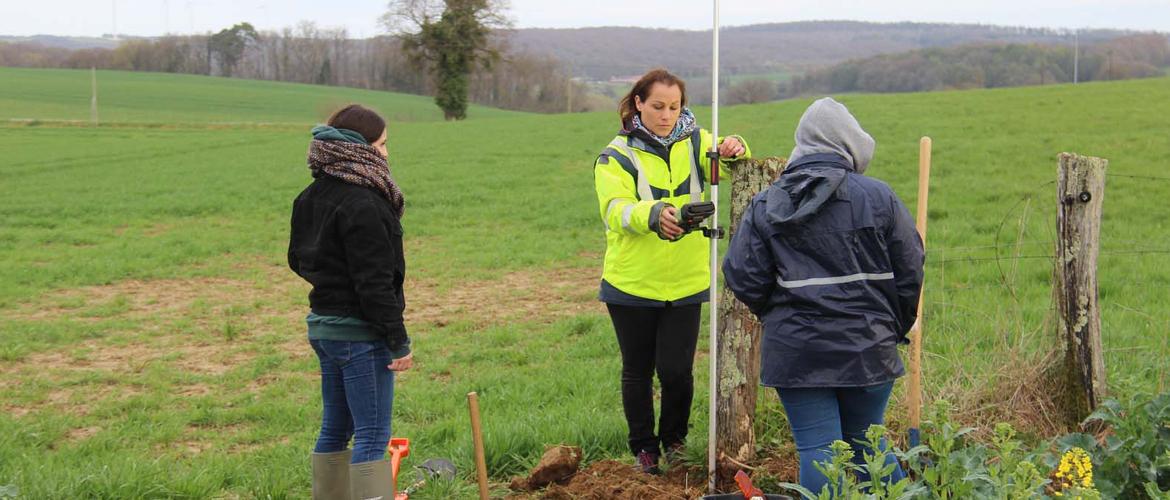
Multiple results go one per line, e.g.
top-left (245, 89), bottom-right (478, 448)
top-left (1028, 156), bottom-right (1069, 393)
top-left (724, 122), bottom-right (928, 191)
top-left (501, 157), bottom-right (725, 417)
top-left (632, 107), bottom-right (698, 147)
top-left (307, 139), bottom-right (405, 217)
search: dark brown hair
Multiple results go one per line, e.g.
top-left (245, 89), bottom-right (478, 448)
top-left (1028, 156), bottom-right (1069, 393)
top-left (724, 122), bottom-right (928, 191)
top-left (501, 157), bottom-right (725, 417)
top-left (618, 68), bottom-right (688, 128)
top-left (327, 104), bottom-right (386, 144)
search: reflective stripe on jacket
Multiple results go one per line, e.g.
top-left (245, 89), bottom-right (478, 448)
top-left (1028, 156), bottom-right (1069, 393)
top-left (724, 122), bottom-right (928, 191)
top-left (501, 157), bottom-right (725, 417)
top-left (595, 128), bottom-right (750, 303)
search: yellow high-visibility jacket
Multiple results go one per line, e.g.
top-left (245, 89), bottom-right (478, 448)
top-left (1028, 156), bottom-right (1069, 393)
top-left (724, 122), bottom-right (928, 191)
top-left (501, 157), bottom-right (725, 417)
top-left (594, 128), bottom-right (751, 303)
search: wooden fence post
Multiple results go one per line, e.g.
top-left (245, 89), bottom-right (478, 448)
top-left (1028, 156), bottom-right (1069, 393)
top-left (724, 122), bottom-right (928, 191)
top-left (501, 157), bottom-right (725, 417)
top-left (715, 157), bottom-right (784, 476)
top-left (90, 67), bottom-right (99, 125)
top-left (1054, 152), bottom-right (1108, 427)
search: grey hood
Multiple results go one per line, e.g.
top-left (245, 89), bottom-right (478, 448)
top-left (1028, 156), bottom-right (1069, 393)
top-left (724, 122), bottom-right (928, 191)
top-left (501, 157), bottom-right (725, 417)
top-left (787, 97), bottom-right (875, 174)
top-left (766, 98), bottom-right (876, 227)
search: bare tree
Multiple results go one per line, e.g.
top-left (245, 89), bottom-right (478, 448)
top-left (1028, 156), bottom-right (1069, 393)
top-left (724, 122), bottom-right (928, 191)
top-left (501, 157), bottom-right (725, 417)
top-left (726, 78), bottom-right (778, 105)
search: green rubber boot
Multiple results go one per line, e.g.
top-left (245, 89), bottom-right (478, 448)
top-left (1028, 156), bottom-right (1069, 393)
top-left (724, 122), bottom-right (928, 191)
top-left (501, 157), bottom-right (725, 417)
top-left (349, 459), bottom-right (394, 500)
top-left (311, 449), bottom-right (351, 500)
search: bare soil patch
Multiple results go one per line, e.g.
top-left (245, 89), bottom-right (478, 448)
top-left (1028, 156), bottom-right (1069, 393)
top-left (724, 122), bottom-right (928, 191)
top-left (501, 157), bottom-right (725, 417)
top-left (2, 259), bottom-right (605, 420)
top-left (405, 267), bottom-right (603, 328)
top-left (178, 383), bottom-right (212, 397)
top-left (537, 460), bottom-right (706, 499)
top-left (10, 261), bottom-right (602, 337)
top-left (65, 426), bottom-right (102, 443)
top-left (15, 340), bottom-right (159, 374)
top-left (9, 276), bottom-right (284, 323)
top-left (4, 382), bottom-right (144, 420)
top-left (509, 449), bottom-right (800, 500)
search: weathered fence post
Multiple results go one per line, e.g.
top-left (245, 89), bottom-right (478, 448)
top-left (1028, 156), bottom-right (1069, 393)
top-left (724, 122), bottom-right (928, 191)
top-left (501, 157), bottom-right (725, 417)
top-left (1054, 152), bottom-right (1108, 427)
top-left (715, 157), bottom-right (784, 476)
top-left (90, 67), bottom-right (99, 125)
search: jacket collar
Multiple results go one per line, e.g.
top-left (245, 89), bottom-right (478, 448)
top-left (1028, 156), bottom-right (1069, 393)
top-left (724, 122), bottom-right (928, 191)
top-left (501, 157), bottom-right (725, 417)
top-left (619, 126), bottom-right (673, 161)
top-left (784, 152), bottom-right (854, 174)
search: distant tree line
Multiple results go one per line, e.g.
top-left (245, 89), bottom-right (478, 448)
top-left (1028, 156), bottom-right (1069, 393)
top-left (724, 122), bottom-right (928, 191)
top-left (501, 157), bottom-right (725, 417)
top-left (0, 21), bottom-right (602, 114)
top-left (786, 34), bottom-right (1170, 97)
top-left (511, 21), bottom-right (1137, 82)
top-left (5, 25), bottom-right (1165, 110)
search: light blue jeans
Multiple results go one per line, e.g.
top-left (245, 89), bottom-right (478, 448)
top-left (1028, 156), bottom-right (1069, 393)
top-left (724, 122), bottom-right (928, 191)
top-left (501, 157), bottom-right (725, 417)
top-left (776, 382), bottom-right (906, 494)
top-left (310, 339), bottom-right (395, 463)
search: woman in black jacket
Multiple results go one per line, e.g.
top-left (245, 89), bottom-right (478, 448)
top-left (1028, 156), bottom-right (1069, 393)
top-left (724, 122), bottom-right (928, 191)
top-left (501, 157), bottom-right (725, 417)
top-left (288, 104), bottom-right (412, 499)
top-left (723, 98), bottom-right (924, 494)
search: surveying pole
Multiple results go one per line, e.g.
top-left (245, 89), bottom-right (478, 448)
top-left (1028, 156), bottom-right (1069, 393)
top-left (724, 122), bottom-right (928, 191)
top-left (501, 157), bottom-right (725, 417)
top-left (707, 0), bottom-right (723, 493)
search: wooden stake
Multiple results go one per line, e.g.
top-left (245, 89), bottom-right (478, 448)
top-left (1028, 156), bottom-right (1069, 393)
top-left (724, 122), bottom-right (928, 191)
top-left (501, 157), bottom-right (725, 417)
top-left (907, 137), bottom-right (931, 438)
top-left (468, 392), bottom-right (489, 500)
top-left (90, 67), bottom-right (99, 125)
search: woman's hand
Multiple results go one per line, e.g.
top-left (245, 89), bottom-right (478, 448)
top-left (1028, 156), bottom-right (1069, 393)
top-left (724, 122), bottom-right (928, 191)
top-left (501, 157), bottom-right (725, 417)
top-left (388, 352), bottom-right (413, 371)
top-left (718, 137), bottom-right (746, 158)
top-left (659, 206), bottom-right (684, 240)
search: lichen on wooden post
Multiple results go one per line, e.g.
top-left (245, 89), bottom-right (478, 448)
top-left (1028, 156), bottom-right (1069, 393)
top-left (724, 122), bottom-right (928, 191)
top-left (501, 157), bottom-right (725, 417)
top-left (715, 156), bottom-right (784, 476)
top-left (1054, 152), bottom-right (1108, 428)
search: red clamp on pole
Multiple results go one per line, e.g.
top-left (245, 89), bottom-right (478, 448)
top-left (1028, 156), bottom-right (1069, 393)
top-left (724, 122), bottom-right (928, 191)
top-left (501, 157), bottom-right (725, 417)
top-left (707, 151), bottom-right (721, 185)
top-left (702, 150), bottom-right (725, 239)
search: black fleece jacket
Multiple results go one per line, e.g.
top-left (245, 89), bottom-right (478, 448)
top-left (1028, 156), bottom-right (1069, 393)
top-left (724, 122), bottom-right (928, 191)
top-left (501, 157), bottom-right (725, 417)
top-left (288, 174), bottom-right (408, 349)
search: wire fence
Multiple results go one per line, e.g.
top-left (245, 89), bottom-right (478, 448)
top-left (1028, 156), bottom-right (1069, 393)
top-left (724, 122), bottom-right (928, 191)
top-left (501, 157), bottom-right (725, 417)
top-left (917, 168), bottom-right (1170, 394)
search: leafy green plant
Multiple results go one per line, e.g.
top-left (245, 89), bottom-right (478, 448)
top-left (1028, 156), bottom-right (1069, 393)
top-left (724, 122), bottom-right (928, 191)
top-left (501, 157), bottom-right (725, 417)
top-left (989, 423), bottom-right (1048, 499)
top-left (780, 404), bottom-right (1057, 499)
top-left (906, 400), bottom-right (985, 499)
top-left (1056, 393), bottom-right (1170, 499)
top-left (856, 425), bottom-right (923, 499)
top-left (779, 440), bottom-right (862, 500)
top-left (780, 427), bottom-right (922, 500)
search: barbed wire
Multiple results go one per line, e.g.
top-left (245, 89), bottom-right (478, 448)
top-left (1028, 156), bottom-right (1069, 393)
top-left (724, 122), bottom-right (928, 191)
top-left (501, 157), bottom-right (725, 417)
top-left (929, 237), bottom-right (1168, 254)
top-left (932, 241), bottom-right (1051, 253)
top-left (914, 169), bottom-right (1169, 371)
top-left (928, 248), bottom-right (1170, 266)
top-left (1106, 173), bottom-right (1170, 182)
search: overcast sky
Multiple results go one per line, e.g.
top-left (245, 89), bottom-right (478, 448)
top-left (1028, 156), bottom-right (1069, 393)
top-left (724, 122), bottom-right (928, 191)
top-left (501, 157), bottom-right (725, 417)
top-left (2, 0), bottom-right (1167, 38)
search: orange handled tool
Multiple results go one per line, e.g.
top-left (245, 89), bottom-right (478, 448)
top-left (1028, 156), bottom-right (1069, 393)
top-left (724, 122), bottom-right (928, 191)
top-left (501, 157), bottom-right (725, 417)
top-left (388, 437), bottom-right (410, 500)
top-left (734, 470), bottom-right (764, 499)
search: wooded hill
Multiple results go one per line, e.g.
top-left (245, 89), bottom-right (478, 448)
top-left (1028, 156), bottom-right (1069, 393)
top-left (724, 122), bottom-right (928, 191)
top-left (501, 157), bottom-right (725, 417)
top-left (511, 21), bottom-right (1140, 80)
top-left (784, 34), bottom-right (1170, 97)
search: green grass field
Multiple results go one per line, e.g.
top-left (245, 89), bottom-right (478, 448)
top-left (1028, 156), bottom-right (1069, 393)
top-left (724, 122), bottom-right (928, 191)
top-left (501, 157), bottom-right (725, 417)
top-left (1, 67), bottom-right (1167, 498)
top-left (0, 67), bottom-right (525, 125)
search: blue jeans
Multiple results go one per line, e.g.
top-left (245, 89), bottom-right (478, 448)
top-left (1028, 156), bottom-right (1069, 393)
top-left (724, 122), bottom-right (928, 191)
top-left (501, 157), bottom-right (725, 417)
top-left (776, 382), bottom-right (906, 494)
top-left (310, 339), bottom-right (395, 463)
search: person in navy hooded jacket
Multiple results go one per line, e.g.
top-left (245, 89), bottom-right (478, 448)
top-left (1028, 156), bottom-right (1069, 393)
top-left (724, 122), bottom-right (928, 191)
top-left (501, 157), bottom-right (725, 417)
top-left (723, 97), bottom-right (924, 494)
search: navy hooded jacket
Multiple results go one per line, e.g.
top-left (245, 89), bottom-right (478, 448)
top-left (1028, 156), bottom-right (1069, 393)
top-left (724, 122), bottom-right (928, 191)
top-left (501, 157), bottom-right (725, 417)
top-left (722, 98), bottom-right (924, 388)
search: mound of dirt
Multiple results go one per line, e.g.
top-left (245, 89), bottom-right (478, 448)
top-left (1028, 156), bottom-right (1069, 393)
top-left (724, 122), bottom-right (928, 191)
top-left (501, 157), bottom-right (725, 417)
top-left (510, 445), bottom-right (584, 491)
top-left (510, 449), bottom-right (801, 500)
top-left (539, 460), bottom-right (705, 500)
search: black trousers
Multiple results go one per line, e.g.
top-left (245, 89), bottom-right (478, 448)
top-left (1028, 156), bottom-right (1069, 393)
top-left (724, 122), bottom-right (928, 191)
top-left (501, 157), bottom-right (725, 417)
top-left (606, 302), bottom-right (701, 456)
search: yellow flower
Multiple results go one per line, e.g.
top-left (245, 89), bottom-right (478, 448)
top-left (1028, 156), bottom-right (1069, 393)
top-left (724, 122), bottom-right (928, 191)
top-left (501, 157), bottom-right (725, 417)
top-left (1050, 448), bottom-right (1098, 497)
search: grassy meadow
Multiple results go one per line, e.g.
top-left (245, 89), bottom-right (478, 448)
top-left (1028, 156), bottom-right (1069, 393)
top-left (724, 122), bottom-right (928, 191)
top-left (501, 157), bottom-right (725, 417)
top-left (0, 67), bottom-right (524, 125)
top-left (1, 66), bottom-right (1168, 498)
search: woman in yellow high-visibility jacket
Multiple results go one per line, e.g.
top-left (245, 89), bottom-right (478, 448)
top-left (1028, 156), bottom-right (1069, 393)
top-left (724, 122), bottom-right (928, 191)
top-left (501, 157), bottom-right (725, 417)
top-left (594, 68), bottom-right (750, 474)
